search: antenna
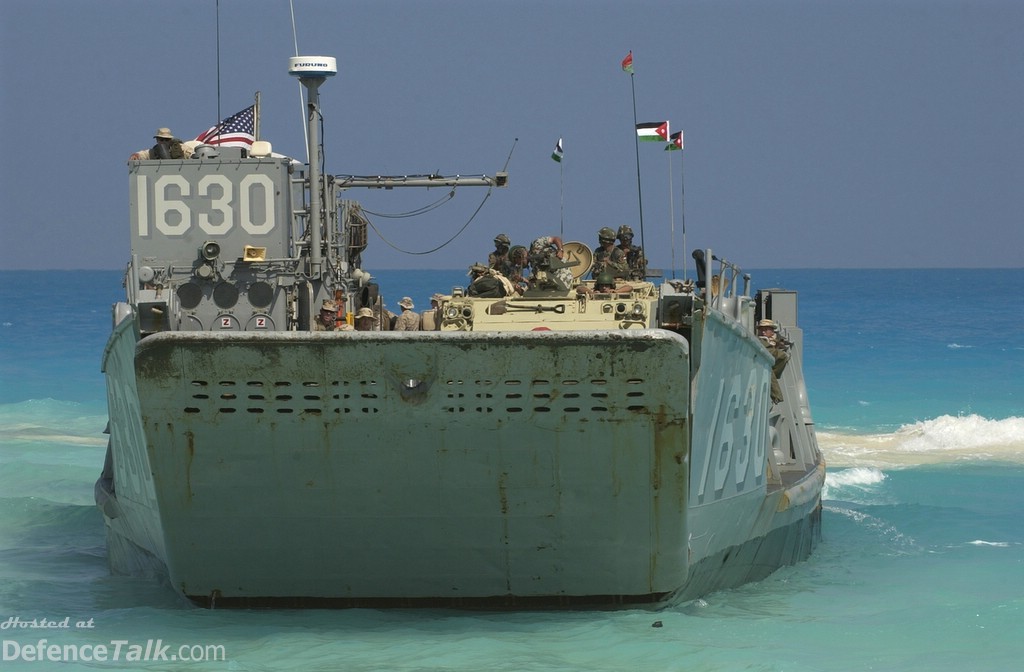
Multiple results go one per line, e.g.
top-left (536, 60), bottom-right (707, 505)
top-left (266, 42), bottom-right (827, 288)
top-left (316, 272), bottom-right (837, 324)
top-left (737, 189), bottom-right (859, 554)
top-left (289, 56), bottom-right (337, 280)
top-left (215, 0), bottom-right (222, 136)
top-left (288, 0), bottom-right (308, 156)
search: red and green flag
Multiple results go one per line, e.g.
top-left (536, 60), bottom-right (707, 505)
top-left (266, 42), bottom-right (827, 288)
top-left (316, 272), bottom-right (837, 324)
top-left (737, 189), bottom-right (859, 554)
top-left (621, 51), bottom-right (634, 74)
top-left (636, 121), bottom-right (669, 142)
top-left (665, 130), bottom-right (684, 151)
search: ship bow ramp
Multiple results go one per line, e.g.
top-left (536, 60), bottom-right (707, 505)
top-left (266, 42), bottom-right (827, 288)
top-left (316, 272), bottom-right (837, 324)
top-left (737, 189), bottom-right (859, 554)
top-left (134, 329), bottom-right (692, 605)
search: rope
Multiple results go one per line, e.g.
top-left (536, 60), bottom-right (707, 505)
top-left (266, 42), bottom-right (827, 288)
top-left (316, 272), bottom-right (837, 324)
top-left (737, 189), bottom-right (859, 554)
top-left (364, 188), bottom-right (494, 256)
top-left (361, 189), bottom-right (456, 218)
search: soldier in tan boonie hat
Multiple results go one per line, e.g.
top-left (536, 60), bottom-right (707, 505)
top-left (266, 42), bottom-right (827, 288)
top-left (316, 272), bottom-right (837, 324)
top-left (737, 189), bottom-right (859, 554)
top-left (354, 306), bottom-right (375, 331)
top-left (140, 127), bottom-right (184, 160)
top-left (315, 299), bottom-right (339, 331)
top-left (394, 297), bottom-right (419, 331)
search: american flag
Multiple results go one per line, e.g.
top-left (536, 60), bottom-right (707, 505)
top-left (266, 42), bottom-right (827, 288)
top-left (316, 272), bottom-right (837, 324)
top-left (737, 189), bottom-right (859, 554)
top-left (195, 105), bottom-right (255, 148)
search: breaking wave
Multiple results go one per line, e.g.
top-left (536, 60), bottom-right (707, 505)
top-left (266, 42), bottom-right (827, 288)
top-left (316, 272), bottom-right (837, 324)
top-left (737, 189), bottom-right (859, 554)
top-left (822, 466), bottom-right (887, 503)
top-left (818, 414), bottom-right (1024, 467)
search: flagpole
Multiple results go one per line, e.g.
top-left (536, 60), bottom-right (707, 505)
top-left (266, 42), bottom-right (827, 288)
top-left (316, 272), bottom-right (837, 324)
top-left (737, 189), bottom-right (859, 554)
top-left (680, 148), bottom-right (687, 282)
top-left (254, 91), bottom-right (261, 141)
top-left (665, 131), bottom-right (686, 281)
top-left (551, 138), bottom-right (565, 237)
top-left (559, 160), bottom-right (565, 239)
top-left (624, 52), bottom-right (646, 255)
top-left (667, 148), bottom-right (675, 280)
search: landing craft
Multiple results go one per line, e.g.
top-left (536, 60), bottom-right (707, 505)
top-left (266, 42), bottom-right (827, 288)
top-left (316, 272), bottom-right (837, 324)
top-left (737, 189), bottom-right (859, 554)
top-left (97, 56), bottom-right (824, 607)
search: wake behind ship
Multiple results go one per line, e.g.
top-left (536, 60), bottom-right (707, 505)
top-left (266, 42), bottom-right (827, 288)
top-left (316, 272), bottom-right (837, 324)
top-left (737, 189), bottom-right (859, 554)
top-left (96, 56), bottom-right (824, 608)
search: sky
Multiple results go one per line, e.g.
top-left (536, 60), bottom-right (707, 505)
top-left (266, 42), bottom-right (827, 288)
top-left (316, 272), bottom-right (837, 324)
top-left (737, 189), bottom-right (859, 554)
top-left (1, 0), bottom-right (1021, 271)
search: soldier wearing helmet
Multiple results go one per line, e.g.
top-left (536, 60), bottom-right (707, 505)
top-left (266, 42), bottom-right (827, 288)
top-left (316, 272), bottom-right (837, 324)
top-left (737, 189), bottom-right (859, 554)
top-left (578, 269), bottom-right (635, 298)
top-left (591, 227), bottom-right (628, 280)
top-left (488, 233), bottom-right (512, 276)
top-left (616, 225), bottom-right (647, 281)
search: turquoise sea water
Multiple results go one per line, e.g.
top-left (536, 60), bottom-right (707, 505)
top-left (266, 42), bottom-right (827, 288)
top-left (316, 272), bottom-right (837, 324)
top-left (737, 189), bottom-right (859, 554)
top-left (1, 268), bottom-right (1022, 671)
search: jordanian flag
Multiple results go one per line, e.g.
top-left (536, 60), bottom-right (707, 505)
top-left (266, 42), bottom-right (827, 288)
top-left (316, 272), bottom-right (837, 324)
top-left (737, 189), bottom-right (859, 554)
top-left (665, 130), bottom-right (684, 151)
top-left (636, 121), bottom-right (669, 142)
top-left (551, 138), bottom-right (563, 162)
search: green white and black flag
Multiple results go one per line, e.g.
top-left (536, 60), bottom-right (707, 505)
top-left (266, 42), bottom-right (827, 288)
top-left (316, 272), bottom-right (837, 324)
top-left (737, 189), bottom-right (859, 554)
top-left (665, 130), bottom-right (683, 151)
top-left (636, 121), bottom-right (669, 142)
top-left (551, 138), bottom-right (563, 162)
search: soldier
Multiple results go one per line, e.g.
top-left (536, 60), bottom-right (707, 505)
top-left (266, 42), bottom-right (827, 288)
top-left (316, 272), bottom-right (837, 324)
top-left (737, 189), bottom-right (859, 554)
top-left (578, 271), bottom-right (632, 297)
top-left (528, 236), bottom-right (574, 289)
top-left (507, 245), bottom-right (529, 294)
top-left (315, 300), bottom-right (340, 331)
top-left (130, 128), bottom-right (187, 161)
top-left (488, 234), bottom-right (512, 275)
top-left (591, 227), bottom-right (628, 280)
top-left (617, 225), bottom-right (647, 280)
top-left (354, 306), bottom-right (377, 331)
top-left (420, 293), bottom-right (444, 330)
top-left (468, 264), bottom-right (513, 297)
top-left (393, 297), bottom-right (420, 331)
top-left (757, 319), bottom-right (791, 404)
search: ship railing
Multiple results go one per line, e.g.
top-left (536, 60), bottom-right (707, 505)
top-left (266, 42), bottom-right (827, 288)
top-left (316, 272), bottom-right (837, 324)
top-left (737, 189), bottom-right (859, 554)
top-left (697, 249), bottom-right (756, 330)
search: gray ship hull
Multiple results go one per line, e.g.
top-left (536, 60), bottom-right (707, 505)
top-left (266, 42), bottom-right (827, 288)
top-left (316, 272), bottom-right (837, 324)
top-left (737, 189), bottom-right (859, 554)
top-left (100, 308), bottom-right (823, 607)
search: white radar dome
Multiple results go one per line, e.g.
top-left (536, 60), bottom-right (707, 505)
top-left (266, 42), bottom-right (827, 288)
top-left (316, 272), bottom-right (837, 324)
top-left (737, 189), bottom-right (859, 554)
top-left (288, 56), bottom-right (337, 78)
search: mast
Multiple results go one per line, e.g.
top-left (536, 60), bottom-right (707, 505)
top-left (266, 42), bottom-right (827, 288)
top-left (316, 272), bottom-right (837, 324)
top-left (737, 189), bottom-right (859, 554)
top-left (288, 56), bottom-right (337, 279)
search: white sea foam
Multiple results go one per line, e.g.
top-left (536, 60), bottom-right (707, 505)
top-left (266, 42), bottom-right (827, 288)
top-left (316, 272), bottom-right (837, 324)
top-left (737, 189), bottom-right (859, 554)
top-left (967, 540), bottom-right (1012, 547)
top-left (822, 467), bottom-right (887, 503)
top-left (825, 466), bottom-right (886, 487)
top-left (823, 503), bottom-right (917, 549)
top-left (819, 414), bottom-right (1024, 467)
top-left (0, 400), bottom-right (108, 448)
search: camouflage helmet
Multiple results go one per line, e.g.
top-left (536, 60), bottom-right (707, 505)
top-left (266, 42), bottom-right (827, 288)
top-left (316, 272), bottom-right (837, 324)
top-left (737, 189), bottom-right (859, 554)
top-left (594, 271), bottom-right (616, 290)
top-left (598, 226), bottom-right (616, 242)
top-left (617, 225), bottom-right (634, 239)
top-left (494, 233), bottom-right (511, 245)
top-left (509, 244), bottom-right (527, 260)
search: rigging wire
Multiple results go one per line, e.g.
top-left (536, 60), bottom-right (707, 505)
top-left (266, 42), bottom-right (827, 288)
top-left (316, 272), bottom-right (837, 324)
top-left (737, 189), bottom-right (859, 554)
top-left (363, 188), bottom-right (495, 256)
top-left (359, 190), bottom-right (456, 218)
